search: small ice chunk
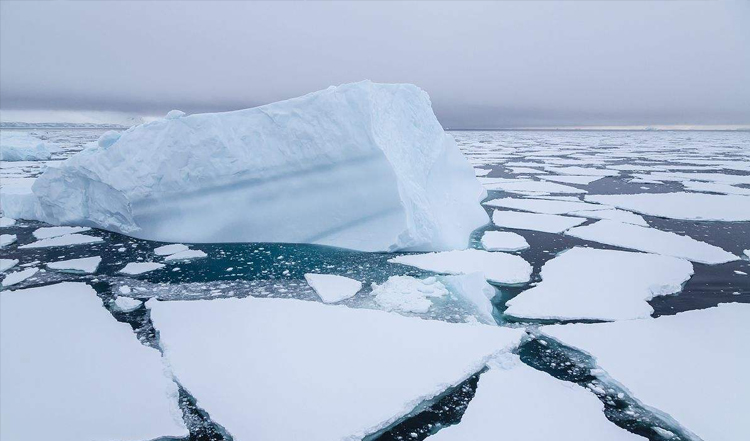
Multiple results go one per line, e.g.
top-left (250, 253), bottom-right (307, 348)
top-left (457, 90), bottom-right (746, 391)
top-left (0, 259), bottom-right (19, 272)
top-left (32, 226), bottom-right (91, 239)
top-left (119, 285), bottom-right (132, 294)
top-left (1, 267), bottom-right (38, 287)
top-left (97, 130), bottom-right (122, 148)
top-left (165, 110), bottom-right (186, 119)
top-left (154, 243), bottom-right (190, 256)
top-left (113, 296), bottom-right (143, 312)
top-left (372, 275), bottom-right (449, 313)
top-left (20, 234), bottom-right (103, 249)
top-left (304, 273), bottom-right (362, 303)
top-left (480, 231), bottom-right (529, 252)
top-left (0, 234), bottom-right (17, 247)
top-left (389, 248), bottom-right (532, 285)
top-left (0, 217), bottom-right (16, 227)
top-left (47, 256), bottom-right (101, 274)
top-left (492, 210), bottom-right (586, 234)
top-left (120, 262), bottom-right (166, 275)
top-left (163, 249), bottom-right (207, 261)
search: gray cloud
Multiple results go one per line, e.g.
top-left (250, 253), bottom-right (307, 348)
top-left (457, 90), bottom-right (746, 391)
top-left (1, 1), bottom-right (748, 128)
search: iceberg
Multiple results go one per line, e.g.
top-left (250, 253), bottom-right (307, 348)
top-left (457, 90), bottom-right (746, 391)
top-left (0, 131), bottom-right (54, 161)
top-left (29, 81), bottom-right (488, 252)
top-left (19, 233), bottom-right (103, 248)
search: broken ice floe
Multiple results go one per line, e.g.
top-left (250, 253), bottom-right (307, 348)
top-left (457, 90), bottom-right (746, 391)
top-left (46, 256), bottom-right (101, 274)
top-left (586, 193), bottom-right (750, 222)
top-left (480, 231), bottom-right (529, 252)
top-left (1, 267), bottom-right (39, 287)
top-left (120, 262), bottom-right (166, 275)
top-left (19, 233), bottom-right (103, 248)
top-left (389, 249), bottom-right (532, 285)
top-left (0, 234), bottom-right (17, 247)
top-left (304, 273), bottom-right (362, 303)
top-left (492, 210), bottom-right (586, 234)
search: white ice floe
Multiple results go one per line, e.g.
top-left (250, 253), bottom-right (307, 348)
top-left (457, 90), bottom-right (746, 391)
top-left (505, 248), bottom-right (693, 321)
top-left (492, 210), bottom-right (586, 234)
top-left (46, 256), bottom-right (101, 274)
top-left (539, 175), bottom-right (605, 185)
top-left (153, 243), bottom-right (189, 256)
top-left (304, 273), bottom-right (362, 303)
top-left (485, 197), bottom-right (608, 215)
top-left (680, 180), bottom-right (750, 196)
top-left (480, 231), bottom-right (529, 252)
top-left (32, 226), bottom-right (91, 239)
top-left (0, 131), bottom-right (54, 161)
top-left (543, 303), bottom-right (750, 441)
top-left (29, 82), bottom-right (488, 252)
top-left (567, 208), bottom-right (648, 226)
top-left (372, 275), bottom-right (449, 314)
top-left (113, 296), bottom-right (143, 312)
top-left (429, 354), bottom-right (640, 441)
top-left (0, 259), bottom-right (19, 272)
top-left (474, 168), bottom-right (491, 177)
top-left (439, 272), bottom-right (498, 323)
top-left (544, 166), bottom-right (619, 177)
top-left (163, 249), bottom-right (207, 261)
top-left (0, 217), bottom-right (16, 227)
top-left (1, 267), bottom-right (38, 287)
top-left (0, 282), bottom-right (187, 441)
top-left (566, 220), bottom-right (738, 264)
top-left (0, 234), bottom-right (17, 247)
top-left (586, 193), bottom-right (750, 221)
top-left (19, 233), bottom-right (103, 249)
top-left (509, 167), bottom-right (547, 174)
top-left (389, 248), bottom-right (532, 285)
top-left (148, 296), bottom-right (524, 441)
top-left (97, 130), bottom-right (122, 148)
top-left (484, 179), bottom-right (586, 195)
top-left (120, 262), bottom-right (166, 275)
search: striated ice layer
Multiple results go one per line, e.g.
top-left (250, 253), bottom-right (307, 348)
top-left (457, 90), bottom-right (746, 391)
top-left (29, 81), bottom-right (488, 252)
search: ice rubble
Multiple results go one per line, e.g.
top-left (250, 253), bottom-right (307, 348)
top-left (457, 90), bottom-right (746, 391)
top-left (148, 296), bottom-right (524, 441)
top-left (32, 225), bottom-right (90, 239)
top-left (389, 248), bottom-right (532, 285)
top-left (46, 256), bottom-right (101, 274)
top-left (480, 231), bottom-right (529, 252)
top-left (1, 267), bottom-right (38, 287)
top-left (543, 303), bottom-right (750, 441)
top-left (586, 193), bottom-right (750, 221)
top-left (566, 220), bottom-right (738, 265)
top-left (492, 210), bottom-right (586, 233)
top-left (539, 174), bottom-right (605, 185)
top-left (29, 81), bottom-right (488, 252)
top-left (372, 275), bottom-right (449, 314)
top-left (505, 248), bottom-right (693, 321)
top-left (19, 233), bottom-right (103, 248)
top-left (304, 273), bottom-right (362, 303)
top-left (429, 354), bottom-right (641, 441)
top-left (0, 283), bottom-right (187, 441)
top-left (0, 131), bottom-right (54, 161)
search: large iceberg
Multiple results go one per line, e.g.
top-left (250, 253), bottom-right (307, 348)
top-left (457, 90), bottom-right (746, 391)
top-left (30, 81), bottom-right (488, 252)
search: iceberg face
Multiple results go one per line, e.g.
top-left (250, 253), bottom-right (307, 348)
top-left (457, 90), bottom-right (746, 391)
top-left (30, 81), bottom-right (488, 252)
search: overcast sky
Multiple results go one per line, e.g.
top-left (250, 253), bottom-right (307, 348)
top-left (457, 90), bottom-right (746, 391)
top-left (1, 1), bottom-right (748, 128)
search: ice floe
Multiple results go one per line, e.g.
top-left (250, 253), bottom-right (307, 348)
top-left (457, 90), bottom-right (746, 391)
top-left (154, 243), bottom-right (189, 256)
top-left (539, 175), bottom-right (605, 185)
top-left (113, 296), bottom-right (143, 312)
top-left (543, 303), bottom-right (750, 441)
top-left (430, 354), bottom-right (640, 440)
top-left (19, 233), bottom-right (103, 248)
top-left (163, 249), bottom-right (207, 261)
top-left (505, 248), bottom-right (693, 321)
top-left (148, 296), bottom-right (524, 441)
top-left (567, 208), bottom-right (648, 226)
top-left (480, 231), bottom-right (529, 252)
top-left (304, 273), bottom-right (362, 303)
top-left (0, 234), bottom-right (16, 247)
top-left (0, 282), bottom-right (187, 441)
top-left (483, 179), bottom-right (586, 195)
top-left (485, 197), bottom-right (608, 214)
top-left (681, 180), bottom-right (750, 196)
top-left (32, 225), bottom-right (91, 239)
top-left (474, 168), bottom-right (491, 177)
top-left (586, 193), bottom-right (750, 221)
top-left (0, 259), bottom-right (19, 272)
top-left (1, 267), bottom-right (38, 287)
top-left (0, 217), bottom-right (15, 227)
top-left (46, 256), bottom-right (101, 274)
top-left (544, 166), bottom-right (619, 177)
top-left (566, 220), bottom-right (738, 264)
top-left (389, 248), bottom-right (532, 285)
top-left (492, 210), bottom-right (586, 233)
top-left (120, 262), bottom-right (166, 275)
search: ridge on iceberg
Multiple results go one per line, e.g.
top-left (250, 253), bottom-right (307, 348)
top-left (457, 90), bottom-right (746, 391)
top-left (30, 81), bottom-right (488, 252)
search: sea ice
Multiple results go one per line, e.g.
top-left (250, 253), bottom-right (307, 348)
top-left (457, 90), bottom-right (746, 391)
top-left (163, 249), bottom-right (207, 261)
top-left (389, 248), bottom-right (532, 285)
top-left (0, 259), bottom-right (19, 272)
top-left (1, 267), bottom-right (38, 287)
top-left (0, 234), bottom-right (17, 247)
top-left (46, 256), bottom-right (101, 274)
top-left (567, 208), bottom-right (648, 226)
top-left (32, 225), bottom-right (91, 239)
top-left (148, 296), bottom-right (524, 441)
top-left (483, 179), bottom-right (587, 195)
top-left (539, 175), bottom-right (605, 185)
top-left (484, 197), bottom-right (608, 214)
top-left (372, 275), bottom-right (449, 314)
top-left (439, 272), bottom-right (498, 323)
top-left (474, 168), bottom-right (491, 176)
top-left (492, 210), bottom-right (586, 233)
top-left (543, 303), bottom-right (750, 441)
top-left (154, 243), bottom-right (189, 256)
top-left (0, 131), bottom-right (53, 161)
top-left (113, 296), bottom-right (143, 312)
top-left (544, 166), bottom-right (619, 177)
top-left (19, 233), bottom-right (103, 248)
top-left (120, 262), bottom-right (165, 275)
top-left (480, 231), bottom-right (529, 252)
top-left (566, 220), bottom-right (738, 264)
top-left (586, 193), bottom-right (750, 221)
top-left (0, 217), bottom-right (15, 227)
top-left (681, 181), bottom-right (750, 196)
top-left (304, 273), bottom-right (362, 303)
top-left (429, 354), bottom-right (640, 441)
top-left (0, 282), bottom-right (187, 441)
top-left (505, 248), bottom-right (693, 321)
top-left (29, 82), bottom-right (488, 252)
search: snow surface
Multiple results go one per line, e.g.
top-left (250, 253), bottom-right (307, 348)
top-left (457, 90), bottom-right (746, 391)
top-left (304, 273), bottom-right (362, 303)
top-left (120, 262), bottom-right (166, 275)
top-left (543, 303), bottom-right (750, 441)
top-left (566, 220), bottom-right (738, 264)
top-left (1, 267), bottom-right (38, 287)
top-left (0, 131), bottom-right (53, 161)
top-left (29, 81), bottom-right (488, 252)
top-left (148, 296), bottom-right (524, 441)
top-left (505, 248), bottom-right (694, 321)
top-left (0, 234), bottom-right (17, 247)
top-left (0, 282), bottom-right (187, 441)
top-left (480, 231), bottom-right (529, 252)
top-left (0, 217), bottom-right (16, 227)
top-left (0, 259), bottom-right (19, 272)
top-left (163, 249), bottom-right (207, 261)
top-left (113, 296), bottom-right (143, 312)
top-left (492, 210), bottom-right (586, 233)
top-left (586, 193), bottom-right (750, 221)
top-left (47, 256), bottom-right (101, 274)
top-left (430, 354), bottom-right (641, 441)
top-left (19, 233), bottom-right (103, 248)
top-left (484, 197), bottom-right (608, 214)
top-left (389, 248), bottom-right (532, 285)
top-left (154, 243), bottom-right (189, 256)
top-left (32, 225), bottom-right (90, 239)
top-left (372, 275), bottom-right (449, 313)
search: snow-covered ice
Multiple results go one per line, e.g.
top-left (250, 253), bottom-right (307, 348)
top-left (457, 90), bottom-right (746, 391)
top-left (543, 303), bottom-right (750, 441)
top-left (429, 354), bottom-right (640, 441)
top-left (474, 168), bottom-right (491, 177)
top-left (29, 82), bottom-right (488, 252)
top-left (1, 267), bottom-right (38, 287)
top-left (566, 220), bottom-right (738, 264)
top-left (120, 262), bottom-right (166, 275)
top-left (0, 131), bottom-right (54, 161)
top-left (539, 175), bottom-right (605, 185)
top-left (483, 179), bottom-right (587, 195)
top-left (505, 248), bottom-right (693, 321)
top-left (19, 233), bottom-right (103, 248)
top-left (480, 231), bottom-right (529, 252)
top-left (163, 249), bottom-right (207, 261)
top-left (492, 210), bottom-right (586, 233)
top-left (0, 234), bottom-right (17, 247)
top-left (681, 180), bottom-right (750, 196)
top-left (97, 130), bottom-right (122, 148)
top-left (148, 296), bottom-right (524, 441)
top-left (586, 193), bottom-right (750, 221)
top-left (484, 197), bottom-right (608, 215)
top-left (568, 208), bottom-right (648, 226)
top-left (0, 259), bottom-right (19, 272)
top-left (32, 225), bottom-right (90, 239)
top-left (113, 296), bottom-right (143, 312)
top-left (154, 243), bottom-right (189, 256)
top-left (0, 282), bottom-right (187, 441)
top-left (439, 272), bottom-right (498, 323)
top-left (372, 275), bottom-right (449, 314)
top-left (304, 273), bottom-right (362, 303)
top-left (389, 248), bottom-right (532, 285)
top-left (0, 217), bottom-right (16, 227)
top-left (544, 166), bottom-right (618, 177)
top-left (46, 256), bottom-right (101, 274)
